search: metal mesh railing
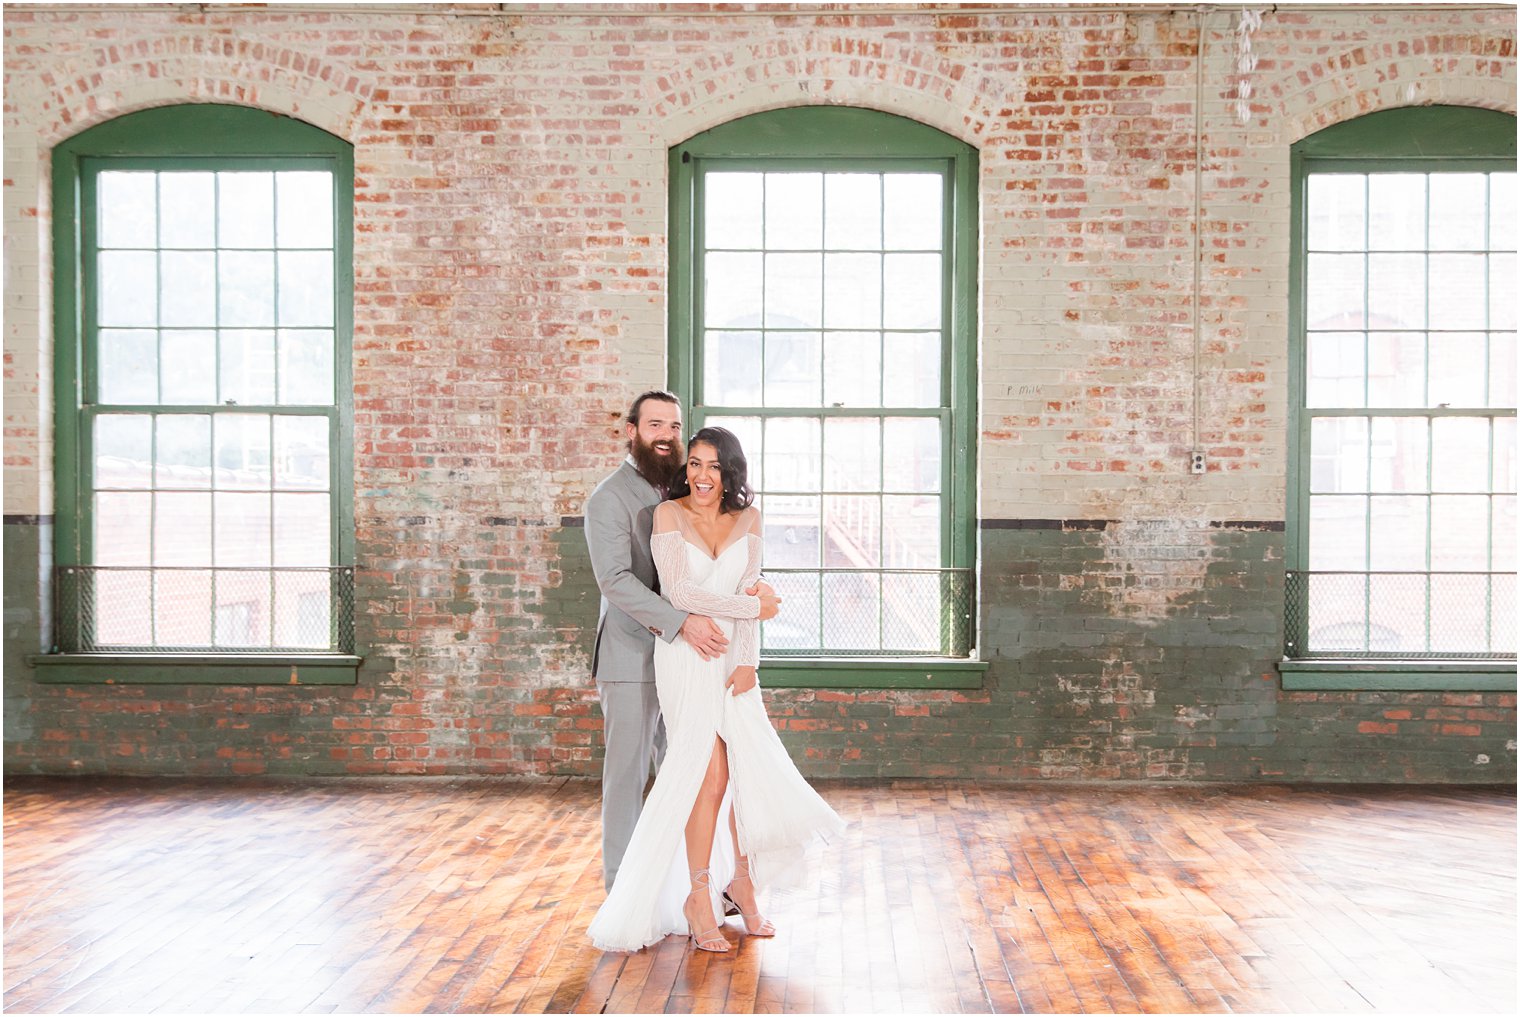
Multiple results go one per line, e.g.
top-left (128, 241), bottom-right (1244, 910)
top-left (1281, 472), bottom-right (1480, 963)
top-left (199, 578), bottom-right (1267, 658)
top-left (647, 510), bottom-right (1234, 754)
top-left (1285, 570), bottom-right (1516, 659)
top-left (759, 567), bottom-right (974, 657)
top-left (53, 566), bottom-right (355, 654)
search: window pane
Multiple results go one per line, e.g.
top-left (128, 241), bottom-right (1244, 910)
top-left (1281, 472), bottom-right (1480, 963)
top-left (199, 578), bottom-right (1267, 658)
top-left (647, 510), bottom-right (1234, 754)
top-left (1431, 418), bottom-right (1489, 492)
top-left (1310, 416), bottom-right (1368, 492)
top-left (1429, 173), bottom-right (1487, 251)
top-left (218, 251), bottom-right (275, 327)
top-left (215, 572), bottom-right (270, 647)
top-left (273, 493), bottom-right (330, 565)
top-left (823, 331), bottom-right (880, 408)
top-left (214, 491), bottom-right (271, 566)
top-left (824, 173), bottom-right (881, 251)
top-left (214, 414), bottom-right (272, 490)
top-left (218, 172), bottom-right (274, 248)
top-left (1430, 495), bottom-right (1489, 570)
top-left (822, 571), bottom-right (880, 650)
top-left (97, 172), bottom-right (157, 249)
top-left (1307, 173), bottom-right (1365, 251)
top-left (94, 414), bottom-right (152, 490)
top-left (278, 329), bottom-right (335, 406)
top-left (1305, 253), bottom-right (1364, 328)
top-left (159, 251), bottom-right (217, 327)
top-left (823, 495), bottom-right (879, 567)
top-left (1368, 174), bottom-right (1425, 251)
top-left (883, 572), bottom-right (942, 652)
top-left (276, 573), bottom-right (332, 649)
top-left (1494, 573), bottom-right (1518, 654)
top-left (97, 251), bottom-right (158, 327)
top-left (762, 495), bottom-right (820, 568)
top-left (1429, 254), bottom-right (1486, 330)
top-left (823, 253), bottom-right (880, 329)
top-left (882, 253), bottom-right (941, 329)
top-left (764, 173), bottom-right (822, 250)
top-left (763, 332), bottom-right (821, 407)
top-left (883, 174), bottom-right (942, 250)
top-left (762, 571), bottom-right (818, 651)
top-left (1367, 254), bottom-right (1424, 330)
top-left (1369, 496), bottom-right (1428, 571)
top-left (154, 569), bottom-right (211, 646)
top-left (160, 330), bottom-right (217, 405)
top-left (97, 328), bottom-right (157, 404)
top-left (1491, 173), bottom-right (1516, 251)
top-left (883, 332), bottom-right (941, 407)
top-left (823, 417), bottom-right (880, 492)
top-left (274, 416), bottom-right (329, 490)
top-left (159, 172), bottom-right (215, 249)
top-left (883, 417), bottom-right (940, 493)
top-left (1306, 331), bottom-right (1364, 408)
top-left (703, 331), bottom-right (761, 406)
top-left (764, 253), bottom-right (822, 328)
top-left (155, 414), bottom-right (211, 490)
top-left (1491, 254), bottom-right (1516, 330)
top-left (1494, 495), bottom-right (1516, 572)
top-left (1431, 573), bottom-right (1488, 652)
top-left (1428, 333), bottom-right (1487, 408)
top-left (1368, 574), bottom-right (1428, 653)
top-left (153, 492), bottom-right (211, 565)
top-left (1367, 332), bottom-right (1425, 408)
top-left (275, 171), bottom-right (333, 249)
top-left (1309, 495), bottom-right (1366, 570)
top-left (883, 494), bottom-right (939, 568)
top-left (703, 252), bottom-right (762, 328)
top-left (94, 492), bottom-right (152, 565)
top-left (1369, 417), bottom-right (1428, 493)
top-left (1490, 331), bottom-right (1516, 407)
top-left (1308, 572), bottom-right (1366, 652)
top-left (763, 417), bottom-right (818, 492)
top-left (704, 172), bottom-right (763, 250)
top-left (1496, 417), bottom-right (1515, 492)
top-left (277, 251), bottom-right (334, 327)
top-left (219, 329), bottom-right (276, 406)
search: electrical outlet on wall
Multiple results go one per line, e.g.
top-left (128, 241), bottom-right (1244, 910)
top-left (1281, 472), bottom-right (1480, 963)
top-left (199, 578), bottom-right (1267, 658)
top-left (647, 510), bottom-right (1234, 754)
top-left (1189, 451), bottom-right (1206, 475)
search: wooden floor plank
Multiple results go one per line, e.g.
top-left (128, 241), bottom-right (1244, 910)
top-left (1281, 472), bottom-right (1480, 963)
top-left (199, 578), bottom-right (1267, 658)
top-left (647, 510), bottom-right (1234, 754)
top-left (3, 778), bottom-right (1514, 1014)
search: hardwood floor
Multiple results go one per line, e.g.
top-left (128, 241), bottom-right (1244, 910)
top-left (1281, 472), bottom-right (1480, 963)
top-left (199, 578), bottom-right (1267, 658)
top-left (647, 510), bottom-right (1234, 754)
top-left (3, 778), bottom-right (1514, 1014)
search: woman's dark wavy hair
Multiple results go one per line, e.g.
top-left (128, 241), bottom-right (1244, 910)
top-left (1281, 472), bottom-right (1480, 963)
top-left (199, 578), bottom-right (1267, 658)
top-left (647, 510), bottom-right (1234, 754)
top-left (667, 426), bottom-right (755, 513)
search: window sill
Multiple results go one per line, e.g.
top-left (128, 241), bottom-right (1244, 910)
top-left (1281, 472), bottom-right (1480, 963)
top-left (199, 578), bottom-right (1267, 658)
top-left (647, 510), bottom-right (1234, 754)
top-left (1278, 659), bottom-right (1516, 692)
top-left (759, 658), bottom-right (988, 689)
top-left (26, 653), bottom-right (362, 686)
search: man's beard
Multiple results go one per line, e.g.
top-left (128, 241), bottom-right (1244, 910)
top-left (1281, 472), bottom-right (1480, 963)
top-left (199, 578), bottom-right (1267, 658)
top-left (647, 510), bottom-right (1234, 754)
top-left (629, 434), bottom-right (683, 491)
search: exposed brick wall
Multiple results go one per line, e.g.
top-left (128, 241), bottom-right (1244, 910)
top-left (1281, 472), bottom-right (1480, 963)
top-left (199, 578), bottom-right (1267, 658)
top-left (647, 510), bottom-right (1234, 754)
top-left (3, 5), bottom-right (1515, 779)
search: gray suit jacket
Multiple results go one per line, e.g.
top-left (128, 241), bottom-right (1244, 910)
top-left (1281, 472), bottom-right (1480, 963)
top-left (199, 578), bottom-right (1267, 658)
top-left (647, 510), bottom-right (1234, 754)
top-left (585, 461), bottom-right (688, 683)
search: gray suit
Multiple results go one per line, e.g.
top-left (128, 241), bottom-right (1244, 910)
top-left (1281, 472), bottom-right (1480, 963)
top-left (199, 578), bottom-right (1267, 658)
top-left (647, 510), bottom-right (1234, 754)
top-left (585, 460), bottom-right (688, 890)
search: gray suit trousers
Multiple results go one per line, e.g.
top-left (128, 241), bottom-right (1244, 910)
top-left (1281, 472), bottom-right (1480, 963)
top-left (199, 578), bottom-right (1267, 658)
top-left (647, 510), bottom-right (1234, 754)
top-left (596, 679), bottom-right (666, 890)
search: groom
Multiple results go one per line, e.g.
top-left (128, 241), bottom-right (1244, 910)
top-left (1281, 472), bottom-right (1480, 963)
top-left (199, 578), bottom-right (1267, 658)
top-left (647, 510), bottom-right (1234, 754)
top-left (585, 390), bottom-right (729, 891)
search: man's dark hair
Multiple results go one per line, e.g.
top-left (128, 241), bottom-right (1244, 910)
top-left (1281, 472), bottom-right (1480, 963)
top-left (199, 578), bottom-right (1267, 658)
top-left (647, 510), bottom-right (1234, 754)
top-left (627, 389), bottom-right (681, 426)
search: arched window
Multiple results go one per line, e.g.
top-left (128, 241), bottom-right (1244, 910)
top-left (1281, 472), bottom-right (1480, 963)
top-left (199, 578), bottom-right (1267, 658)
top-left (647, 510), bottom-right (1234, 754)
top-left (669, 107), bottom-right (983, 687)
top-left (43, 104), bottom-right (356, 682)
top-left (1285, 105), bottom-right (1516, 689)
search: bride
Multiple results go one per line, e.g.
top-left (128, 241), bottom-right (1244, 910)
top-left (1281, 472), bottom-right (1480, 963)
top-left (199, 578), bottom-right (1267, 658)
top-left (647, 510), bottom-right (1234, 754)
top-left (587, 426), bottom-right (846, 953)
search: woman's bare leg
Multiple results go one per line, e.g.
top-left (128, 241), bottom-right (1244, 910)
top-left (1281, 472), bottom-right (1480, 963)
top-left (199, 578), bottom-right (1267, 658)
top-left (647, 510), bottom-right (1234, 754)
top-left (682, 737), bottom-right (730, 950)
top-left (725, 807), bottom-right (775, 935)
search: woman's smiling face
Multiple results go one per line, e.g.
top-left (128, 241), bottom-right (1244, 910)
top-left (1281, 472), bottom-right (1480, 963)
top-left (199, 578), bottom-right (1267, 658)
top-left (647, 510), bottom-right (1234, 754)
top-left (685, 442), bottom-right (724, 509)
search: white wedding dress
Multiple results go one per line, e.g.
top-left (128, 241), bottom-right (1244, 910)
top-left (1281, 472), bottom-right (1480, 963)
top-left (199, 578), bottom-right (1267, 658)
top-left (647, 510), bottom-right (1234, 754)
top-left (587, 502), bottom-right (846, 952)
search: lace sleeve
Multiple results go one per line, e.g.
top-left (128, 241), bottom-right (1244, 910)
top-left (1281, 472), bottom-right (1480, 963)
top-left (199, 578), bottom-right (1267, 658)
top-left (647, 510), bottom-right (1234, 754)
top-left (730, 510), bottom-right (764, 668)
top-left (650, 507), bottom-right (760, 621)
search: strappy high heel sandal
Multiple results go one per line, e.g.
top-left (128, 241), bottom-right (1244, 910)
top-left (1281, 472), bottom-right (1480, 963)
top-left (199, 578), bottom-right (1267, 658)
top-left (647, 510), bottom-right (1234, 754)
top-left (728, 858), bottom-right (776, 937)
top-left (683, 868), bottom-right (730, 953)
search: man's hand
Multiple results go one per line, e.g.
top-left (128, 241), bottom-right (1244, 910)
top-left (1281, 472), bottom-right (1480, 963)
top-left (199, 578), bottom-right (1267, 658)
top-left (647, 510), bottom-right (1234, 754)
top-left (725, 665), bottom-right (757, 696)
top-left (755, 588), bottom-right (781, 622)
top-left (744, 578), bottom-right (776, 599)
top-left (679, 614), bottom-right (728, 661)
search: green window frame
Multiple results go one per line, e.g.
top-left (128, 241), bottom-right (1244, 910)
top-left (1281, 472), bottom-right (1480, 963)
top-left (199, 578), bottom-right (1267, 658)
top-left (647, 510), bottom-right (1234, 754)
top-left (669, 106), bottom-right (985, 689)
top-left (1283, 105), bottom-right (1517, 692)
top-left (37, 104), bottom-right (358, 685)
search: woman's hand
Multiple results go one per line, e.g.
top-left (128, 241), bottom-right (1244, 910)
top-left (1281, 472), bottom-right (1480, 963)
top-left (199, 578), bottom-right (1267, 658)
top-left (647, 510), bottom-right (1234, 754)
top-left (725, 665), bottom-right (757, 696)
